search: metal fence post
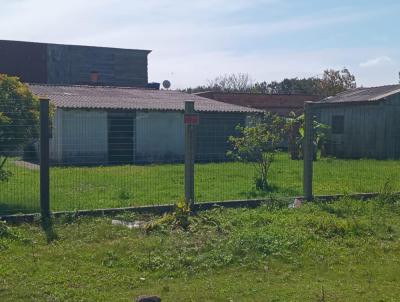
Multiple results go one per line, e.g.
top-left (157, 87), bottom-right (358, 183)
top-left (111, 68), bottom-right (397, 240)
top-left (40, 99), bottom-right (50, 218)
top-left (184, 101), bottom-right (196, 205)
top-left (303, 102), bottom-right (314, 201)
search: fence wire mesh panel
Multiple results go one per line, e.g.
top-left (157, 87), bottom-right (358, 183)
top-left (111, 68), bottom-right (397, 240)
top-left (4, 96), bottom-right (400, 217)
top-left (0, 102), bottom-right (40, 215)
top-left (49, 107), bottom-right (185, 212)
top-left (312, 103), bottom-right (400, 196)
top-left (194, 112), bottom-right (303, 202)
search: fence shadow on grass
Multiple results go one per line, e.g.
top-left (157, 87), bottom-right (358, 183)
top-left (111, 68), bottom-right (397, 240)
top-left (40, 217), bottom-right (58, 243)
top-left (0, 202), bottom-right (40, 216)
top-left (242, 185), bottom-right (300, 199)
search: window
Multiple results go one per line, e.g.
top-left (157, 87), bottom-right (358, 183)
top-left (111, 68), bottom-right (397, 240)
top-left (331, 115), bottom-right (344, 134)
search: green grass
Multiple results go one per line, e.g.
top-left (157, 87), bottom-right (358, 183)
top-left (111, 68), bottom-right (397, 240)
top-left (1, 154), bottom-right (400, 214)
top-left (1, 197), bottom-right (400, 301)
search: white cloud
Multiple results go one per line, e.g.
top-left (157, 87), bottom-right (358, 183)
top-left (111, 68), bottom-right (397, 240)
top-left (359, 56), bottom-right (393, 67)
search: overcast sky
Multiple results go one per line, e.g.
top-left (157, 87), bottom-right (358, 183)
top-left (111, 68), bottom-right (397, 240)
top-left (1, 0), bottom-right (399, 89)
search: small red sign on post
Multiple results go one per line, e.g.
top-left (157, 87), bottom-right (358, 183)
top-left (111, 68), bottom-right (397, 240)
top-left (184, 114), bottom-right (199, 125)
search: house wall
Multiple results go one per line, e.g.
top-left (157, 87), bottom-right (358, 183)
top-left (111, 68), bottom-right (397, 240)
top-left (0, 40), bottom-right (149, 87)
top-left (135, 111), bottom-right (248, 163)
top-left (314, 97), bottom-right (400, 159)
top-left (50, 109), bottom-right (251, 164)
top-left (0, 40), bottom-right (47, 83)
top-left (197, 113), bottom-right (247, 161)
top-left (196, 91), bottom-right (320, 116)
top-left (49, 110), bottom-right (63, 162)
top-left (383, 94), bottom-right (400, 158)
top-left (50, 109), bottom-right (108, 164)
top-left (47, 44), bottom-right (149, 87)
top-left (135, 111), bottom-right (185, 162)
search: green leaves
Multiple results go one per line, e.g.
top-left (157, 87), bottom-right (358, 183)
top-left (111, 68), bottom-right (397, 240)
top-left (228, 113), bottom-right (286, 190)
top-left (0, 74), bottom-right (40, 182)
top-left (0, 166), bottom-right (12, 182)
top-left (286, 112), bottom-right (329, 160)
top-left (0, 74), bottom-right (40, 155)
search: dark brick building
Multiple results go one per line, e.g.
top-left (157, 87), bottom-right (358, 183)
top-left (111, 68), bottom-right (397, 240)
top-left (195, 91), bottom-right (321, 116)
top-left (0, 40), bottom-right (150, 87)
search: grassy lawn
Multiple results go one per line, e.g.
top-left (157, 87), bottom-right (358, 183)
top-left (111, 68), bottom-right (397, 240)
top-left (1, 197), bottom-right (399, 301)
top-left (0, 153), bottom-right (400, 214)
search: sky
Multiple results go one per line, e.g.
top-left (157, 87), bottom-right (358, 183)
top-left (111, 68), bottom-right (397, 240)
top-left (0, 0), bottom-right (399, 89)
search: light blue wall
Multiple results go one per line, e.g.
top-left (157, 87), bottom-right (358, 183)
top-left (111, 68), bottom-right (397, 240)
top-left (135, 111), bottom-right (185, 162)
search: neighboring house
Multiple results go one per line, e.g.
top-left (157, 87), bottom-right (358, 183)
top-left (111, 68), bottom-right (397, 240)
top-left (195, 91), bottom-right (320, 116)
top-left (0, 40), bottom-right (150, 87)
top-left (312, 85), bottom-right (400, 159)
top-left (0, 40), bottom-right (261, 164)
top-left (29, 84), bottom-right (260, 165)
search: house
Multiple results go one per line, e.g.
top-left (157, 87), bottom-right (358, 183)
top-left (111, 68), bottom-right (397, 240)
top-left (195, 91), bottom-right (320, 116)
top-left (312, 85), bottom-right (400, 159)
top-left (28, 84), bottom-right (260, 165)
top-left (0, 40), bottom-right (260, 164)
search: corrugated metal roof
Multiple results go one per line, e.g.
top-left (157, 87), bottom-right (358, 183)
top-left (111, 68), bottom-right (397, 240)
top-left (28, 84), bottom-right (262, 113)
top-left (317, 84), bottom-right (400, 104)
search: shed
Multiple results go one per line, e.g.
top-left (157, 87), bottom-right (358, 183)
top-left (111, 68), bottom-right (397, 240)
top-left (312, 85), bottom-right (400, 159)
top-left (28, 84), bottom-right (261, 165)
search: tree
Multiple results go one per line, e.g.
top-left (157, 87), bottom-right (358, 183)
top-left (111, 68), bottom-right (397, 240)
top-left (317, 68), bottom-right (356, 97)
top-left (0, 74), bottom-right (40, 181)
top-left (227, 113), bottom-right (286, 191)
top-left (184, 68), bottom-right (356, 97)
top-left (181, 73), bottom-right (253, 93)
top-left (251, 68), bottom-right (356, 97)
top-left (207, 73), bottom-right (253, 92)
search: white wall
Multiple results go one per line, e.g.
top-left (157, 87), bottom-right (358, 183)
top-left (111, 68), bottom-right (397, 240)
top-left (50, 109), bottom-right (108, 164)
top-left (49, 109), bottom-right (63, 162)
top-left (136, 111), bottom-right (184, 162)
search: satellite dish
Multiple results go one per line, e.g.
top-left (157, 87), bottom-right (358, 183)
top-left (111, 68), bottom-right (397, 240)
top-left (162, 80), bottom-right (171, 89)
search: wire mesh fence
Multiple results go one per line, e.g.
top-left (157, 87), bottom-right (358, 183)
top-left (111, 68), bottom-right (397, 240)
top-left (310, 101), bottom-right (400, 196)
top-left (49, 109), bottom-right (185, 212)
top-left (0, 102), bottom-right (40, 214)
top-left (194, 112), bottom-right (303, 202)
top-left (1, 98), bottom-right (400, 216)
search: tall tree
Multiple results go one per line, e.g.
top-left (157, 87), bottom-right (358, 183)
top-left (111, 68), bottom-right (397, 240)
top-left (317, 68), bottom-right (356, 97)
top-left (0, 74), bottom-right (40, 181)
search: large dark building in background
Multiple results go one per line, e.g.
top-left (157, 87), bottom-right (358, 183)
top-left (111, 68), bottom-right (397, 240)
top-left (0, 40), bottom-right (151, 87)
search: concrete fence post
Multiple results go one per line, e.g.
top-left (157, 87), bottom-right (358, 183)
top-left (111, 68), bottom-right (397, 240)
top-left (40, 98), bottom-right (50, 218)
top-left (303, 102), bottom-right (314, 201)
top-left (184, 101), bottom-right (197, 206)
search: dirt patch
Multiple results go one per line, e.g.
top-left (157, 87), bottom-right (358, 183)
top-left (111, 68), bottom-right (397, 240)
top-left (14, 160), bottom-right (40, 170)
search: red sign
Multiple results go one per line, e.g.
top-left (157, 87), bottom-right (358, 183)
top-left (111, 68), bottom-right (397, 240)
top-left (184, 114), bottom-right (199, 125)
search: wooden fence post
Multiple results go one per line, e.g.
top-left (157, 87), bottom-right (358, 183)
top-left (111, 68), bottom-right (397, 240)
top-left (303, 102), bottom-right (314, 201)
top-left (184, 101), bottom-right (197, 206)
top-left (40, 99), bottom-right (50, 218)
